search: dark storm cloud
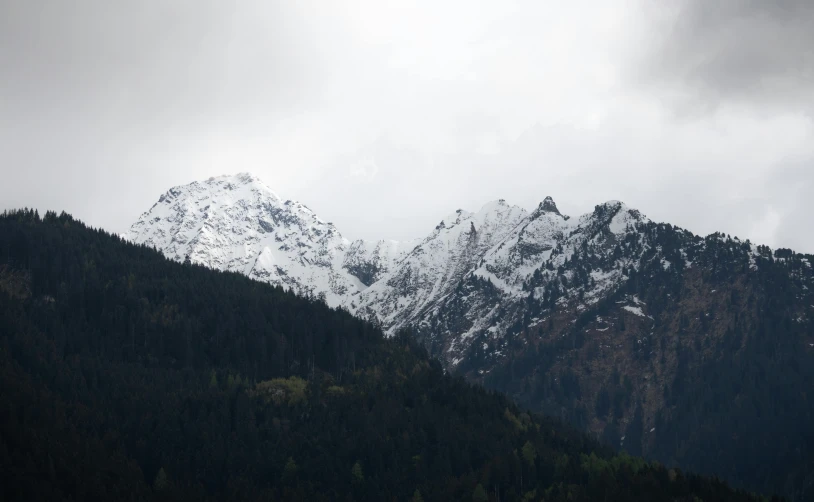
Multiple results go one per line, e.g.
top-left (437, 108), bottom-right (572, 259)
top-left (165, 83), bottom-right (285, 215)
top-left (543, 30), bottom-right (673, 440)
top-left (638, 0), bottom-right (814, 114)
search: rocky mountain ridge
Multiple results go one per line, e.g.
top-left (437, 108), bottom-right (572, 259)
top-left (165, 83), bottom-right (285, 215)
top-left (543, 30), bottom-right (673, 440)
top-left (128, 173), bottom-right (810, 370)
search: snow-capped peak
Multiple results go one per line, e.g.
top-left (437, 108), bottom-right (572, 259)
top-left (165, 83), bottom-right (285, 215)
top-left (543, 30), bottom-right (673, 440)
top-left (353, 199), bottom-right (528, 330)
top-left (127, 173), bottom-right (400, 307)
top-left (437, 209), bottom-right (473, 230)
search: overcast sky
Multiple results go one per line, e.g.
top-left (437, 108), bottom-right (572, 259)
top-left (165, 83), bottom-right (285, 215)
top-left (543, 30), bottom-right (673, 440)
top-left (2, 0), bottom-right (813, 251)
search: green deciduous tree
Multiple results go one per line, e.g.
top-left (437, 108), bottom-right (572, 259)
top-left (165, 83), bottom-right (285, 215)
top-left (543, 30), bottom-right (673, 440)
top-left (522, 440), bottom-right (537, 467)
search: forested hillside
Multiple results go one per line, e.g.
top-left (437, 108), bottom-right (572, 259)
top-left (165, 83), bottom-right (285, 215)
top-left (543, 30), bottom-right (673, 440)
top-left (0, 209), bottom-right (775, 501)
top-left (471, 223), bottom-right (814, 500)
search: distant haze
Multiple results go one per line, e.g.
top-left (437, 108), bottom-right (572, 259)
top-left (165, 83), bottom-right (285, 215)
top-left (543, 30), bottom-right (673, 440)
top-left (1, 1), bottom-right (813, 251)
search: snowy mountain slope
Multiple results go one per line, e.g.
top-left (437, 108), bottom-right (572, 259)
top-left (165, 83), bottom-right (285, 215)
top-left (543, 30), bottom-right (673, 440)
top-left (342, 238), bottom-right (420, 287)
top-left (375, 199), bottom-right (654, 364)
top-left (471, 196), bottom-right (575, 294)
top-left (351, 199), bottom-right (528, 327)
top-left (127, 173), bottom-right (403, 307)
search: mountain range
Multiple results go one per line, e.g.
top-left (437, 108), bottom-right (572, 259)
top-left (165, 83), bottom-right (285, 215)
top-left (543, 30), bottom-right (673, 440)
top-left (127, 173), bottom-right (652, 356)
top-left (1, 208), bottom-right (772, 501)
top-left (127, 173), bottom-right (814, 498)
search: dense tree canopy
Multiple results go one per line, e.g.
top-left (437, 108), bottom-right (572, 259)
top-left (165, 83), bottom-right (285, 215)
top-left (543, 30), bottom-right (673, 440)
top-left (479, 224), bottom-right (814, 500)
top-left (0, 210), bottom-right (778, 501)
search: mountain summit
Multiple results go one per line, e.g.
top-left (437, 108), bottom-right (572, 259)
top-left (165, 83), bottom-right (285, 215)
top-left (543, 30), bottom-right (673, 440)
top-left (539, 195), bottom-right (561, 215)
top-left (127, 173), bottom-right (411, 307)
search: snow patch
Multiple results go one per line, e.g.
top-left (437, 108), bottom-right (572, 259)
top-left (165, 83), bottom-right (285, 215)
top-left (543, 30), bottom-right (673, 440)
top-left (623, 305), bottom-right (647, 317)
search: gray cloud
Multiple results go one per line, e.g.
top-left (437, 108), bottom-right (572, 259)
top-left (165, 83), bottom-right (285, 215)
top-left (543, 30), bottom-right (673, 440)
top-left (0, 1), bottom-right (322, 120)
top-left (0, 1), bottom-right (327, 229)
top-left (636, 0), bottom-right (814, 115)
top-left (760, 157), bottom-right (814, 251)
top-left (1, 0), bottom-right (813, 253)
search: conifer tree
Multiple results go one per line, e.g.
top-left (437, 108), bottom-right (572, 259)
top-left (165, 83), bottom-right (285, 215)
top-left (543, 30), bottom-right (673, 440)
top-left (282, 457), bottom-right (298, 483)
top-left (351, 461), bottom-right (364, 483)
top-left (153, 467), bottom-right (168, 492)
top-left (473, 483), bottom-right (489, 502)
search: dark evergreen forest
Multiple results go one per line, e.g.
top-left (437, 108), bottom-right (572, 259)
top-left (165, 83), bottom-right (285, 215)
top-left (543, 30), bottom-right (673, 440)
top-left (475, 223), bottom-right (814, 500)
top-left (0, 209), bottom-right (780, 501)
